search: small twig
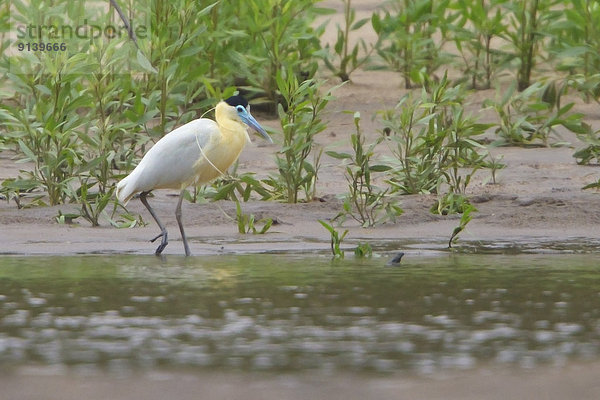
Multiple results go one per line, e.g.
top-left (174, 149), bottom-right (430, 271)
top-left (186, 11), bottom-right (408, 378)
top-left (109, 0), bottom-right (138, 48)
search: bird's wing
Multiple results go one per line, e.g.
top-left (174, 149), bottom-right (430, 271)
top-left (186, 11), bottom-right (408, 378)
top-left (133, 119), bottom-right (219, 191)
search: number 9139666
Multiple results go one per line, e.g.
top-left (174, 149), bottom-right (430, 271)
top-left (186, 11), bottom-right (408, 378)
top-left (17, 42), bottom-right (67, 52)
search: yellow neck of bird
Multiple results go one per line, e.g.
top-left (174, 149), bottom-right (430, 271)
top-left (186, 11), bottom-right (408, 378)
top-left (215, 102), bottom-right (247, 139)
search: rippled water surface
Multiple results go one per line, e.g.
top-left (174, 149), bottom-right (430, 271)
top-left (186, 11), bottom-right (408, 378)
top-left (1, 253), bottom-right (599, 374)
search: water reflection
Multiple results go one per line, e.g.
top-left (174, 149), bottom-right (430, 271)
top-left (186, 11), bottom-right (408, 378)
top-left (0, 254), bottom-right (598, 374)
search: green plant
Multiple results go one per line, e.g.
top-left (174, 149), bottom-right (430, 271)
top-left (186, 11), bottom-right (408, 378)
top-left (442, 107), bottom-right (490, 194)
top-left (146, 1), bottom-right (218, 137)
top-left (448, 202), bottom-right (476, 248)
top-left (0, 178), bottom-right (42, 209)
top-left (328, 112), bottom-right (402, 227)
top-left (379, 95), bottom-right (438, 194)
top-left (573, 125), bottom-right (600, 165)
top-left (108, 210), bottom-right (147, 229)
top-left (55, 210), bottom-right (80, 225)
top-left (1, 68), bottom-right (91, 205)
top-left (451, 0), bottom-right (508, 89)
top-left (235, 0), bottom-right (328, 110)
top-left (372, 0), bottom-right (455, 88)
top-left (318, 220), bottom-right (348, 258)
top-left (235, 201), bottom-right (273, 234)
top-left (266, 70), bottom-right (335, 203)
top-left (210, 173), bottom-right (274, 202)
top-left (483, 154), bottom-right (506, 185)
top-left (380, 75), bottom-right (489, 195)
top-left (188, 160), bottom-right (274, 203)
top-left (0, 0), bottom-right (148, 210)
top-left (503, 0), bottom-right (561, 91)
top-left (71, 44), bottom-right (154, 223)
top-left (582, 178), bottom-right (600, 190)
top-left (0, 2), bottom-right (9, 73)
top-left (568, 74), bottom-right (600, 105)
top-left (431, 192), bottom-right (474, 215)
top-left (354, 242), bottom-right (373, 257)
top-left (484, 81), bottom-right (588, 146)
top-left (77, 179), bottom-right (115, 227)
top-left (322, 0), bottom-right (372, 82)
top-left (550, 0), bottom-right (600, 84)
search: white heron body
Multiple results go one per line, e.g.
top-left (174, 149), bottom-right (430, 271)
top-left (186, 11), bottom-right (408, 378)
top-left (115, 96), bottom-right (271, 256)
top-left (117, 104), bottom-right (251, 205)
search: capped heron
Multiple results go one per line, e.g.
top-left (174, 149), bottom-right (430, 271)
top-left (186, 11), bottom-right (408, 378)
top-left (116, 95), bottom-right (272, 256)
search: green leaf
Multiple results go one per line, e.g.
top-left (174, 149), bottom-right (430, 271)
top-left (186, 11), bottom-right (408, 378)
top-left (326, 150), bottom-right (352, 160)
top-left (369, 164), bottom-right (392, 172)
top-left (258, 218), bottom-right (273, 234)
top-left (197, 1), bottom-right (220, 17)
top-left (351, 18), bottom-right (369, 30)
top-left (371, 13), bottom-right (382, 34)
top-left (1, 178), bottom-right (40, 191)
top-left (17, 139), bottom-right (37, 162)
top-left (318, 219), bottom-right (334, 235)
top-left (312, 7), bottom-right (336, 15)
top-left (136, 49), bottom-right (157, 73)
top-left (583, 180), bottom-right (600, 190)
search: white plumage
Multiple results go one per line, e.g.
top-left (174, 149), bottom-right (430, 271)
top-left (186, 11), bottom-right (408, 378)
top-left (118, 119), bottom-right (229, 203)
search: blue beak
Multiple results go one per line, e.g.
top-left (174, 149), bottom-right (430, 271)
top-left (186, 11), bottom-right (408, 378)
top-left (241, 112), bottom-right (273, 144)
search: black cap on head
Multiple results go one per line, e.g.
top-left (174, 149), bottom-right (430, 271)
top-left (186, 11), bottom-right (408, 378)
top-left (224, 95), bottom-right (248, 108)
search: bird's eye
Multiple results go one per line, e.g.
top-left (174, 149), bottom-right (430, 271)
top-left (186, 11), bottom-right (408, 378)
top-left (236, 105), bottom-right (245, 113)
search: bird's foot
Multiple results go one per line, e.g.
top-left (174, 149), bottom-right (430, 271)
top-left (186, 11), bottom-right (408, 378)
top-left (150, 230), bottom-right (168, 255)
top-left (150, 232), bottom-right (164, 242)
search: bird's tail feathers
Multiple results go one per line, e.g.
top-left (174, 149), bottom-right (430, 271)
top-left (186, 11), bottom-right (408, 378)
top-left (116, 175), bottom-right (137, 206)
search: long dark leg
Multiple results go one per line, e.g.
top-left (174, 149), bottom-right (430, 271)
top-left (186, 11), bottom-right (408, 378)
top-left (139, 191), bottom-right (168, 255)
top-left (175, 189), bottom-right (191, 256)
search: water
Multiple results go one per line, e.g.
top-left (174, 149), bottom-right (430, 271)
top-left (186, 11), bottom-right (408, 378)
top-left (0, 253), bottom-right (599, 375)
